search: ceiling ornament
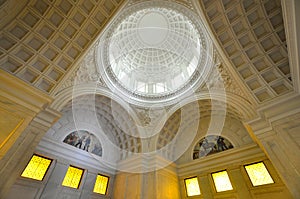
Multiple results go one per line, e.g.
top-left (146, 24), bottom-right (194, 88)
top-left (58, 45), bottom-right (107, 93)
top-left (137, 109), bottom-right (151, 126)
top-left (198, 61), bottom-right (247, 99)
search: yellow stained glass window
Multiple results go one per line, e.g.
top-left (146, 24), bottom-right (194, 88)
top-left (245, 162), bottom-right (274, 186)
top-left (62, 166), bottom-right (84, 189)
top-left (21, 154), bottom-right (52, 181)
top-left (184, 177), bottom-right (201, 196)
top-left (93, 174), bottom-right (109, 194)
top-left (211, 170), bottom-right (233, 192)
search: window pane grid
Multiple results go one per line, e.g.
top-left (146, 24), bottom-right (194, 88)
top-left (211, 171), bottom-right (233, 192)
top-left (184, 177), bottom-right (201, 196)
top-left (21, 155), bottom-right (52, 181)
top-left (93, 174), bottom-right (109, 194)
top-left (245, 162), bottom-right (274, 186)
top-left (62, 166), bottom-right (84, 189)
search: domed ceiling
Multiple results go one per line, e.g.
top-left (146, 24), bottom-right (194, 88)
top-left (1, 0), bottom-right (297, 166)
top-left (97, 1), bottom-right (213, 106)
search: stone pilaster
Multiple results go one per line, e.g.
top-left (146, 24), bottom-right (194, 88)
top-left (113, 154), bottom-right (180, 199)
top-left (247, 95), bottom-right (300, 198)
top-left (0, 70), bottom-right (61, 197)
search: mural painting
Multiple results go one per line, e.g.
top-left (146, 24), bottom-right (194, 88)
top-left (63, 130), bottom-right (102, 157)
top-left (193, 135), bottom-right (233, 160)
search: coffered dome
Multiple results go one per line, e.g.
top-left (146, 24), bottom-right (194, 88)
top-left (97, 1), bottom-right (213, 106)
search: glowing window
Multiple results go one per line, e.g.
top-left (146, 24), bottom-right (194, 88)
top-left (93, 174), bottom-right (109, 194)
top-left (21, 154), bottom-right (52, 181)
top-left (184, 177), bottom-right (201, 196)
top-left (245, 162), bottom-right (274, 186)
top-left (62, 166), bottom-right (84, 189)
top-left (211, 170), bottom-right (233, 192)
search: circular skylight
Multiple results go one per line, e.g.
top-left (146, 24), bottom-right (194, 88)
top-left (138, 11), bottom-right (169, 46)
top-left (97, 2), bottom-right (213, 106)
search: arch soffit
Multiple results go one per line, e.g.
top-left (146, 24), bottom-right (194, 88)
top-left (52, 85), bottom-right (257, 125)
top-left (166, 91), bottom-right (257, 122)
top-left (50, 85), bottom-right (141, 123)
top-left (50, 86), bottom-right (142, 155)
top-left (50, 85), bottom-right (257, 155)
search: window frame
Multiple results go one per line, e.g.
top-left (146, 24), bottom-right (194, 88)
top-left (62, 165), bottom-right (84, 189)
top-left (244, 161), bottom-right (275, 187)
top-left (21, 154), bottom-right (53, 181)
top-left (184, 176), bottom-right (201, 197)
top-left (211, 170), bottom-right (234, 193)
top-left (93, 173), bottom-right (110, 195)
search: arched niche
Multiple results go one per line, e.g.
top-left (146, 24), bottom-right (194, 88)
top-left (192, 135), bottom-right (233, 160)
top-left (63, 130), bottom-right (102, 157)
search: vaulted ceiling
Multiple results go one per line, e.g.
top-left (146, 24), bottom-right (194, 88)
top-left (0, 0), bottom-right (297, 161)
top-left (0, 0), bottom-right (125, 94)
top-left (199, 0), bottom-right (292, 103)
top-left (0, 0), bottom-right (293, 104)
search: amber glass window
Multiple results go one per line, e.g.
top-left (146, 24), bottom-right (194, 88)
top-left (93, 174), bottom-right (109, 194)
top-left (211, 170), bottom-right (233, 192)
top-left (62, 166), bottom-right (84, 189)
top-left (244, 162), bottom-right (274, 186)
top-left (21, 154), bottom-right (52, 181)
top-left (184, 177), bottom-right (201, 196)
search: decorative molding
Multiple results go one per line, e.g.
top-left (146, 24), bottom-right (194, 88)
top-left (177, 144), bottom-right (265, 177)
top-left (0, 70), bottom-right (60, 198)
top-left (37, 136), bottom-right (116, 175)
top-left (281, 0), bottom-right (300, 93)
top-left (136, 108), bottom-right (151, 126)
top-left (128, 0), bottom-right (194, 10)
top-left (247, 94), bottom-right (300, 135)
top-left (56, 46), bottom-right (107, 94)
top-left (116, 153), bottom-right (177, 174)
top-left (0, 70), bottom-right (53, 112)
top-left (197, 55), bottom-right (248, 100)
